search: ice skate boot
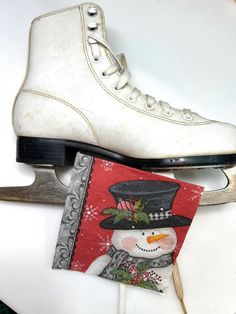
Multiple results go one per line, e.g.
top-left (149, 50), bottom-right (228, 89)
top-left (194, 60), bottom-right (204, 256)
top-left (0, 3), bottom-right (236, 205)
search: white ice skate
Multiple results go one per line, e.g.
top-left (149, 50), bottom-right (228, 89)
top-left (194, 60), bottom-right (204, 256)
top-left (0, 2), bottom-right (236, 205)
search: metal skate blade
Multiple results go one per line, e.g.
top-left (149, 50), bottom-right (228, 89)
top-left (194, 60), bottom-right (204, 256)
top-left (0, 165), bottom-right (68, 205)
top-left (154, 166), bottom-right (236, 206)
top-left (200, 166), bottom-right (236, 206)
top-left (0, 165), bottom-right (235, 206)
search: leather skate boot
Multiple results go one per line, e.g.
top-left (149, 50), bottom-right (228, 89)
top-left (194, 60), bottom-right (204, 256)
top-left (0, 2), bottom-right (236, 204)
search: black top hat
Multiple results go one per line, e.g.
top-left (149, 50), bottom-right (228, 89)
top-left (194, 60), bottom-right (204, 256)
top-left (100, 180), bottom-right (192, 230)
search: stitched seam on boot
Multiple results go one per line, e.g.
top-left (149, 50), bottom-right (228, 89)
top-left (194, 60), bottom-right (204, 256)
top-left (21, 89), bottom-right (100, 145)
top-left (79, 4), bottom-right (215, 127)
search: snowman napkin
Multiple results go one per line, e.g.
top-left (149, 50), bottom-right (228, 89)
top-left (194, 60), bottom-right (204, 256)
top-left (53, 153), bottom-right (203, 294)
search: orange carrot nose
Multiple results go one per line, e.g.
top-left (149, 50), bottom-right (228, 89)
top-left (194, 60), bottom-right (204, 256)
top-left (147, 234), bottom-right (169, 244)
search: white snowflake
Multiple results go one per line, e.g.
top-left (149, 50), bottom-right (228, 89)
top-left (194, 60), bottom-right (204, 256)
top-left (98, 234), bottom-right (112, 252)
top-left (71, 260), bottom-right (85, 271)
top-left (83, 204), bottom-right (99, 222)
top-left (188, 187), bottom-right (203, 201)
top-left (101, 160), bottom-right (114, 171)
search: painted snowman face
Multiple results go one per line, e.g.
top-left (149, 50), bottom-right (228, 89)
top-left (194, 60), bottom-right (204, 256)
top-left (111, 228), bottom-right (177, 259)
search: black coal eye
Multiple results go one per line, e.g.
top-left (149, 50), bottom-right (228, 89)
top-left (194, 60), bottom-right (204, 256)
top-left (142, 232), bottom-right (145, 236)
top-left (152, 231), bottom-right (155, 235)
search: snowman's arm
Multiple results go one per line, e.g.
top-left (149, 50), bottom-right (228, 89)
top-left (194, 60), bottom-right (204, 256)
top-left (86, 254), bottom-right (112, 275)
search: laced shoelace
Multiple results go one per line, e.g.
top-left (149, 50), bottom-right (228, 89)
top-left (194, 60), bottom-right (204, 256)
top-left (88, 32), bottom-right (193, 120)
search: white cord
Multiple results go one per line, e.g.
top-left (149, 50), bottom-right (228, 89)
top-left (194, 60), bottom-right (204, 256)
top-left (118, 284), bottom-right (126, 314)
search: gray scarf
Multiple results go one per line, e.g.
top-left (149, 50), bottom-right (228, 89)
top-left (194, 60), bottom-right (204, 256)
top-left (100, 245), bottom-right (172, 280)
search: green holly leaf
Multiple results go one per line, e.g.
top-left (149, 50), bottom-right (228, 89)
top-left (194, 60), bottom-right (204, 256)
top-left (102, 208), bottom-right (117, 215)
top-left (113, 215), bottom-right (122, 224)
top-left (122, 211), bottom-right (132, 218)
top-left (134, 199), bottom-right (143, 210)
top-left (142, 212), bottom-right (150, 224)
top-left (102, 208), bottom-right (111, 215)
top-left (113, 212), bottom-right (127, 224)
top-left (137, 260), bottom-right (150, 274)
top-left (137, 280), bottom-right (157, 291)
top-left (112, 269), bottom-right (133, 282)
top-left (133, 213), bottom-right (139, 223)
top-left (135, 212), bottom-right (150, 224)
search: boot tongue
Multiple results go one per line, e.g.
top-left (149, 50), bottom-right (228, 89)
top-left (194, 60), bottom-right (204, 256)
top-left (117, 53), bottom-right (128, 69)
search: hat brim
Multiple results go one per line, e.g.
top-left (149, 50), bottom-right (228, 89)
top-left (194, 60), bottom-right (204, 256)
top-left (100, 215), bottom-right (192, 230)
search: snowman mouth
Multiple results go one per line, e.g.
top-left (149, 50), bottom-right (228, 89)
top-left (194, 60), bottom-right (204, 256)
top-left (136, 244), bottom-right (159, 252)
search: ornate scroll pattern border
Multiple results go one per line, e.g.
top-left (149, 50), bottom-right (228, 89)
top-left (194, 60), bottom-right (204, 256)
top-left (52, 153), bottom-right (94, 269)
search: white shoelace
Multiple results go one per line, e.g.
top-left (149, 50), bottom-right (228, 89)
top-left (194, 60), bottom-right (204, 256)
top-left (88, 32), bottom-right (193, 120)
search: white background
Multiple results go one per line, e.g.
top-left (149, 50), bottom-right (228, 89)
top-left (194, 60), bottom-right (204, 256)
top-left (0, 0), bottom-right (236, 314)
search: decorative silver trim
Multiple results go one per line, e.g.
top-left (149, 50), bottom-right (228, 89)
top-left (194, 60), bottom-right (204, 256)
top-left (52, 153), bottom-right (94, 269)
top-left (149, 210), bottom-right (172, 221)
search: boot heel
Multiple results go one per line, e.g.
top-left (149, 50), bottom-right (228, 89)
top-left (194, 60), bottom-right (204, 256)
top-left (17, 137), bottom-right (67, 166)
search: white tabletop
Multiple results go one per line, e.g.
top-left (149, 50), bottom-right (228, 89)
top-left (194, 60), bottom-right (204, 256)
top-left (0, 1), bottom-right (236, 313)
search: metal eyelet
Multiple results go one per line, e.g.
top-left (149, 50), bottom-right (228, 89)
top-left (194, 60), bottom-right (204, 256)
top-left (182, 113), bottom-right (193, 121)
top-left (88, 22), bottom-right (98, 31)
top-left (112, 85), bottom-right (120, 92)
top-left (92, 56), bottom-right (100, 63)
top-left (87, 7), bottom-right (98, 16)
top-left (145, 103), bottom-right (155, 111)
top-left (162, 110), bottom-right (173, 117)
top-left (101, 71), bottom-right (108, 79)
top-left (127, 95), bottom-right (136, 103)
